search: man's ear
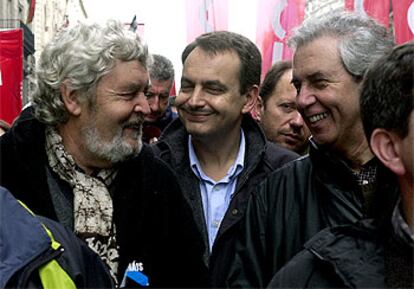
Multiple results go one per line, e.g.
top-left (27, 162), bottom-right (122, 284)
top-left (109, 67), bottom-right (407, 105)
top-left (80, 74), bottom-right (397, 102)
top-left (254, 95), bottom-right (264, 122)
top-left (370, 128), bottom-right (405, 176)
top-left (242, 85), bottom-right (259, 114)
top-left (60, 83), bottom-right (81, 116)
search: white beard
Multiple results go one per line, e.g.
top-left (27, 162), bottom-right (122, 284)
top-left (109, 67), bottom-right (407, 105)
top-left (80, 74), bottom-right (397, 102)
top-left (82, 119), bottom-right (143, 164)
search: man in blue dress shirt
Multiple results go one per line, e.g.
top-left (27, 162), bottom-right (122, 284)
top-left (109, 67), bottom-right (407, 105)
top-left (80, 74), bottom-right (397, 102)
top-left (152, 31), bottom-right (298, 287)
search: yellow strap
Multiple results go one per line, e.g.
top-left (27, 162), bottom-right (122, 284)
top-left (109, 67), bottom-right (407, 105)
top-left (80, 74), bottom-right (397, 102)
top-left (17, 200), bottom-right (77, 288)
top-left (39, 259), bottom-right (77, 289)
top-left (17, 200), bottom-right (35, 215)
top-left (17, 200), bottom-right (61, 250)
top-left (41, 225), bottom-right (61, 250)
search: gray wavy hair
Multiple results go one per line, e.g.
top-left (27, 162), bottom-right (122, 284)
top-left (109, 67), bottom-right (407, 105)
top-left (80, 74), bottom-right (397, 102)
top-left (288, 11), bottom-right (395, 80)
top-left (33, 20), bottom-right (151, 125)
top-left (149, 54), bottom-right (174, 83)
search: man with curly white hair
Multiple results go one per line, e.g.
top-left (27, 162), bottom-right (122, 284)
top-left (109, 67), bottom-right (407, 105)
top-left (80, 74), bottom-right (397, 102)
top-left (0, 20), bottom-right (203, 288)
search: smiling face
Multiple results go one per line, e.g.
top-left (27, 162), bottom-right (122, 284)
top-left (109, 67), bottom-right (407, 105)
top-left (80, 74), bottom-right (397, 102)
top-left (259, 69), bottom-right (310, 154)
top-left (79, 59), bottom-right (151, 164)
top-left (175, 48), bottom-right (250, 142)
top-left (292, 36), bottom-right (364, 153)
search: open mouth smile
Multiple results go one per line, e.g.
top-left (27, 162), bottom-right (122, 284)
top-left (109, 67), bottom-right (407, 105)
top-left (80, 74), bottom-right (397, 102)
top-left (308, 112), bottom-right (328, 124)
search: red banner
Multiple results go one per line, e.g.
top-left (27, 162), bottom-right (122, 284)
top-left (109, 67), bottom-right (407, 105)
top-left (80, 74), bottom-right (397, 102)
top-left (344, 0), bottom-right (391, 28)
top-left (170, 81), bottom-right (177, 96)
top-left (256, 0), bottom-right (306, 78)
top-left (392, 0), bottom-right (414, 44)
top-left (186, 0), bottom-right (229, 43)
top-left (0, 29), bottom-right (23, 125)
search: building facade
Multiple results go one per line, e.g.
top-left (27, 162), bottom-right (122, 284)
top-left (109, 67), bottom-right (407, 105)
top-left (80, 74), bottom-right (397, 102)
top-left (0, 0), bottom-right (86, 105)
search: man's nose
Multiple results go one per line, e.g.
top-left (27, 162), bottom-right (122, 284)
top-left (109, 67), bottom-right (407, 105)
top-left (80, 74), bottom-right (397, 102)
top-left (296, 84), bottom-right (316, 110)
top-left (187, 87), bottom-right (205, 108)
top-left (290, 111), bottom-right (305, 128)
top-left (134, 91), bottom-right (151, 115)
top-left (149, 95), bottom-right (161, 112)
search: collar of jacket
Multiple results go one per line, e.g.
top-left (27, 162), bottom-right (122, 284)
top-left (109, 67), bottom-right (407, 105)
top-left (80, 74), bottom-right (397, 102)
top-left (144, 106), bottom-right (177, 132)
top-left (3, 107), bottom-right (59, 219)
top-left (308, 137), bottom-right (361, 184)
top-left (308, 138), bottom-right (399, 220)
top-left (6, 106), bottom-right (46, 171)
top-left (304, 218), bottom-right (393, 288)
top-left (157, 114), bottom-right (269, 192)
top-left (306, 220), bottom-right (383, 288)
top-left (154, 115), bottom-right (269, 264)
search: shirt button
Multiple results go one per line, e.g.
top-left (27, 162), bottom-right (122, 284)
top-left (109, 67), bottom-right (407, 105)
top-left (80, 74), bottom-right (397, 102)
top-left (362, 180), bottom-right (369, 185)
top-left (231, 208), bottom-right (238, 215)
top-left (213, 220), bottom-right (220, 227)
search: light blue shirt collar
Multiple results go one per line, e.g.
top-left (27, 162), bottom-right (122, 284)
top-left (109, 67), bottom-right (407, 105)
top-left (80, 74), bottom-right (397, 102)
top-left (188, 130), bottom-right (245, 184)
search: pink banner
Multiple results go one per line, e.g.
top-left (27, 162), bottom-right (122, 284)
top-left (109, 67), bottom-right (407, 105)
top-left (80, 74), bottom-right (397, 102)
top-left (186, 0), bottom-right (229, 43)
top-left (392, 0), bottom-right (414, 44)
top-left (0, 29), bottom-right (23, 125)
top-left (344, 0), bottom-right (391, 28)
top-left (256, 0), bottom-right (306, 78)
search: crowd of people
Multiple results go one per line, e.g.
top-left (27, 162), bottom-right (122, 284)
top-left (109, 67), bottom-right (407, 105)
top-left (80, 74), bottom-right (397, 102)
top-left (0, 9), bottom-right (412, 289)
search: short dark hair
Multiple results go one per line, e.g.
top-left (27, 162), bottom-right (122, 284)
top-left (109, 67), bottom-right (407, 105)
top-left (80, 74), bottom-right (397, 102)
top-left (181, 31), bottom-right (261, 95)
top-left (361, 41), bottom-right (414, 140)
top-left (260, 60), bottom-right (292, 107)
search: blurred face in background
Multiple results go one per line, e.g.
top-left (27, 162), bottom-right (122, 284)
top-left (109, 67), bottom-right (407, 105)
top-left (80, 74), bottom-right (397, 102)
top-left (144, 78), bottom-right (172, 123)
top-left (257, 69), bottom-right (310, 154)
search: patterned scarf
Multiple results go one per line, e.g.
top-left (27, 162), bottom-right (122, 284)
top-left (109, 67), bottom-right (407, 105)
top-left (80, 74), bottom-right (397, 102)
top-left (45, 126), bottom-right (120, 282)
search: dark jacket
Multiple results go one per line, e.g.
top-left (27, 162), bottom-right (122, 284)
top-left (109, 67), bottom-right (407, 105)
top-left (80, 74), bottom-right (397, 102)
top-left (143, 106), bottom-right (178, 143)
top-left (151, 115), bottom-right (299, 288)
top-left (0, 107), bottom-right (204, 288)
top-left (268, 218), bottom-right (414, 288)
top-left (227, 139), bottom-right (399, 288)
top-left (0, 186), bottom-right (114, 289)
